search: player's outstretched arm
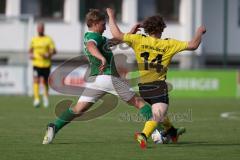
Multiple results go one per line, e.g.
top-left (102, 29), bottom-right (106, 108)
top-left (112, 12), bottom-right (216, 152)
top-left (107, 8), bottom-right (124, 41)
top-left (129, 23), bottom-right (141, 34)
top-left (187, 26), bottom-right (206, 51)
top-left (107, 23), bottom-right (141, 47)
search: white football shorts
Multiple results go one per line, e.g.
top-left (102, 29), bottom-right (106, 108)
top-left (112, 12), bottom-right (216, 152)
top-left (78, 75), bottom-right (135, 103)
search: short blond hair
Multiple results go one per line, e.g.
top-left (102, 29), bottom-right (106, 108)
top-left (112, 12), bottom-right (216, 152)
top-left (86, 9), bottom-right (106, 27)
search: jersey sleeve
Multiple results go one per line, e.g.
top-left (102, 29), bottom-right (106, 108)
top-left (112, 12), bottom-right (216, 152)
top-left (123, 34), bottom-right (143, 47)
top-left (85, 34), bottom-right (102, 46)
top-left (167, 39), bottom-right (188, 55)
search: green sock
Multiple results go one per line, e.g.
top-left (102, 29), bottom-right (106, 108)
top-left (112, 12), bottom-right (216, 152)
top-left (139, 103), bottom-right (152, 120)
top-left (54, 108), bottom-right (76, 133)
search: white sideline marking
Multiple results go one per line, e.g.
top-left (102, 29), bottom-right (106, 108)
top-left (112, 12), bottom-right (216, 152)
top-left (220, 112), bottom-right (240, 120)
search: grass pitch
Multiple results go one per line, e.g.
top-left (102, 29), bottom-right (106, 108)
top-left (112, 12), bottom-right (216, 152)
top-left (0, 95), bottom-right (240, 160)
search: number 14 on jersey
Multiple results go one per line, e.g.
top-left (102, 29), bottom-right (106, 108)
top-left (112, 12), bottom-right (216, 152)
top-left (140, 52), bottom-right (164, 73)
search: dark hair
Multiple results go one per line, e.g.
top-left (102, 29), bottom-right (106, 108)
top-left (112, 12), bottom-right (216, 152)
top-left (142, 15), bottom-right (166, 35)
top-left (86, 9), bottom-right (106, 27)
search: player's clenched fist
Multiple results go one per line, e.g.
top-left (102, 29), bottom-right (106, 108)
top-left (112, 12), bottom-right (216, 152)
top-left (106, 8), bottom-right (114, 18)
top-left (198, 26), bottom-right (207, 34)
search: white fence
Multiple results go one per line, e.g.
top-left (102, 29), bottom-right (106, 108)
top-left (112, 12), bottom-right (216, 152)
top-left (0, 65), bottom-right (88, 95)
top-left (0, 66), bottom-right (27, 94)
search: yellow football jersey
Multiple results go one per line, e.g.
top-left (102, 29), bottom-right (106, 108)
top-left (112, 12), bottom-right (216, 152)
top-left (123, 34), bottom-right (188, 84)
top-left (30, 35), bottom-right (55, 68)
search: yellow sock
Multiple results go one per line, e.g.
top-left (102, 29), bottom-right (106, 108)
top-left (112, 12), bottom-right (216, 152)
top-left (162, 116), bottom-right (173, 131)
top-left (33, 83), bottom-right (40, 100)
top-left (142, 120), bottom-right (158, 138)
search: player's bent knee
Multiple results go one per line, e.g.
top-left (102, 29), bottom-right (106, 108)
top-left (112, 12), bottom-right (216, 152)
top-left (152, 103), bottom-right (168, 122)
top-left (152, 109), bottom-right (165, 122)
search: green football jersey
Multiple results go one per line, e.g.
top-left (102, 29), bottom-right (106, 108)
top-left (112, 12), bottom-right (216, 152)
top-left (83, 32), bottom-right (117, 76)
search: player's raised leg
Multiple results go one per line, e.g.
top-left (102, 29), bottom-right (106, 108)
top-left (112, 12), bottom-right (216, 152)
top-left (111, 76), bottom-right (157, 148)
top-left (42, 101), bottom-right (93, 144)
top-left (42, 85), bottom-right (105, 144)
top-left (127, 96), bottom-right (158, 149)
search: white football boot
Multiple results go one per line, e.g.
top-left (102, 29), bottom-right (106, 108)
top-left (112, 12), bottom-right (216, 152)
top-left (42, 123), bottom-right (56, 144)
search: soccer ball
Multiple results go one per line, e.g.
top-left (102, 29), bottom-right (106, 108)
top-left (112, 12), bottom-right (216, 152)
top-left (151, 129), bottom-right (169, 144)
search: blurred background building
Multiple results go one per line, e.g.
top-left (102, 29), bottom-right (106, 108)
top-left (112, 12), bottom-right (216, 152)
top-left (0, 0), bottom-right (239, 68)
top-left (0, 0), bottom-right (239, 96)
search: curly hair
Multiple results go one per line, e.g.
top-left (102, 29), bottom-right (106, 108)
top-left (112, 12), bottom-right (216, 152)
top-left (86, 9), bottom-right (106, 27)
top-left (142, 15), bottom-right (166, 35)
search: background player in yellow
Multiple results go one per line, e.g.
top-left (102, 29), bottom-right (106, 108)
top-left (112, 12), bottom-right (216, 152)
top-left (29, 22), bottom-right (57, 108)
top-left (107, 8), bottom-right (206, 145)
